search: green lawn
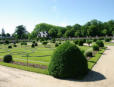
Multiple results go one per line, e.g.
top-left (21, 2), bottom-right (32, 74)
top-left (0, 42), bottom-right (105, 75)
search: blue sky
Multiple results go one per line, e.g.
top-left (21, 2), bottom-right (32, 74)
top-left (0, 0), bottom-right (114, 34)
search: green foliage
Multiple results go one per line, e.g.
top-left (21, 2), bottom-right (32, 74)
top-left (5, 40), bottom-right (9, 44)
top-left (48, 41), bottom-right (88, 78)
top-left (105, 38), bottom-right (111, 42)
top-left (96, 40), bottom-right (104, 47)
top-left (55, 43), bottom-right (59, 47)
top-left (21, 42), bottom-right (27, 45)
top-left (42, 41), bottom-right (48, 46)
top-left (78, 39), bottom-right (84, 46)
top-left (32, 41), bottom-right (36, 44)
top-left (34, 43), bottom-right (38, 46)
top-left (3, 55), bottom-right (13, 63)
top-left (13, 25), bottom-right (28, 39)
top-left (8, 46), bottom-right (12, 49)
top-left (51, 38), bottom-right (56, 43)
top-left (73, 39), bottom-right (79, 44)
top-left (86, 40), bottom-right (92, 46)
top-left (99, 37), bottom-right (104, 40)
top-left (84, 48), bottom-right (93, 57)
top-left (14, 44), bottom-right (17, 47)
top-left (31, 43), bottom-right (35, 48)
top-left (92, 44), bottom-right (99, 51)
top-left (93, 38), bottom-right (97, 42)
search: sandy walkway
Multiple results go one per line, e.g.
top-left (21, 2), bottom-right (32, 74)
top-left (0, 46), bottom-right (114, 87)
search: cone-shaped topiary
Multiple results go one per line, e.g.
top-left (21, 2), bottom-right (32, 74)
top-left (48, 41), bottom-right (88, 78)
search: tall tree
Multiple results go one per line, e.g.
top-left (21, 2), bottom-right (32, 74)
top-left (14, 25), bottom-right (28, 39)
top-left (1, 28), bottom-right (5, 37)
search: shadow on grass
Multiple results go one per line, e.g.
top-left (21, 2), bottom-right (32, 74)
top-left (58, 70), bottom-right (106, 82)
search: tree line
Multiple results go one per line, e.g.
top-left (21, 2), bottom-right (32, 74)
top-left (1, 19), bottom-right (114, 39)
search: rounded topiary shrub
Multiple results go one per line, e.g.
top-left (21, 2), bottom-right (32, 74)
top-left (14, 44), bottom-right (17, 47)
top-left (3, 55), bottom-right (13, 63)
top-left (55, 43), bottom-right (59, 47)
top-left (48, 41), bottom-right (88, 78)
top-left (8, 46), bottom-right (12, 48)
top-left (105, 38), bottom-right (111, 42)
top-left (31, 43), bottom-right (35, 48)
top-left (84, 49), bottom-right (93, 57)
top-left (21, 42), bottom-right (27, 45)
top-left (5, 40), bottom-right (9, 44)
top-left (78, 40), bottom-right (84, 46)
top-left (86, 40), bottom-right (92, 46)
top-left (73, 40), bottom-right (79, 44)
top-left (32, 41), bottom-right (36, 44)
top-left (92, 44), bottom-right (99, 51)
top-left (34, 43), bottom-right (38, 46)
top-left (93, 38), bottom-right (97, 42)
top-left (96, 40), bottom-right (104, 47)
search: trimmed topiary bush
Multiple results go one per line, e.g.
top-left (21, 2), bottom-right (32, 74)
top-left (8, 46), bottom-right (12, 48)
top-left (86, 40), bottom-right (92, 46)
top-left (73, 40), bottom-right (79, 44)
top-left (84, 48), bottom-right (93, 57)
top-left (32, 41), bottom-right (36, 44)
top-left (34, 43), bottom-right (38, 46)
top-left (3, 55), bottom-right (13, 63)
top-left (96, 40), bottom-right (104, 47)
top-left (5, 40), bottom-right (9, 44)
top-left (31, 43), bottom-right (35, 48)
top-left (13, 44), bottom-right (17, 47)
top-left (21, 42), bottom-right (27, 45)
top-left (105, 38), bottom-right (111, 42)
top-left (48, 41), bottom-right (88, 78)
top-left (42, 41), bottom-right (48, 47)
top-left (55, 43), bottom-right (59, 47)
top-left (92, 44), bottom-right (99, 51)
top-left (93, 38), bottom-right (97, 42)
top-left (78, 39), bottom-right (84, 46)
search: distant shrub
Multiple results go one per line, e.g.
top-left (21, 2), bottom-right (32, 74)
top-left (31, 43), bottom-right (35, 48)
top-left (105, 38), bottom-right (111, 42)
top-left (51, 38), bottom-right (56, 43)
top-left (32, 41), bottom-right (36, 44)
top-left (73, 40), bottom-right (79, 44)
top-left (86, 40), bottom-right (92, 46)
top-left (48, 41), bottom-right (88, 78)
top-left (8, 46), bottom-right (12, 49)
top-left (5, 40), bottom-right (9, 44)
top-left (92, 44), bottom-right (99, 51)
top-left (21, 42), bottom-right (27, 45)
top-left (84, 48), bottom-right (93, 57)
top-left (13, 44), bottom-right (17, 47)
top-left (93, 38), bottom-right (97, 42)
top-left (55, 43), bottom-right (59, 47)
top-left (34, 43), bottom-right (38, 46)
top-left (78, 40), bottom-right (84, 46)
top-left (3, 55), bottom-right (13, 63)
top-left (82, 39), bottom-right (86, 43)
top-left (42, 41), bottom-right (48, 47)
top-left (96, 40), bottom-right (104, 47)
top-left (59, 42), bottom-right (61, 44)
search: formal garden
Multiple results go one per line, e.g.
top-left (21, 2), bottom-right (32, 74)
top-left (0, 19), bottom-right (114, 79)
top-left (0, 37), bottom-right (112, 79)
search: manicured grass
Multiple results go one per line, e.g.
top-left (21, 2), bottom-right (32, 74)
top-left (88, 48), bottom-right (106, 69)
top-left (0, 42), bottom-right (105, 75)
top-left (104, 42), bottom-right (114, 46)
top-left (0, 62), bottom-right (48, 74)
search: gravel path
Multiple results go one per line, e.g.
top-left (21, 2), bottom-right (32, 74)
top-left (0, 46), bottom-right (114, 87)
